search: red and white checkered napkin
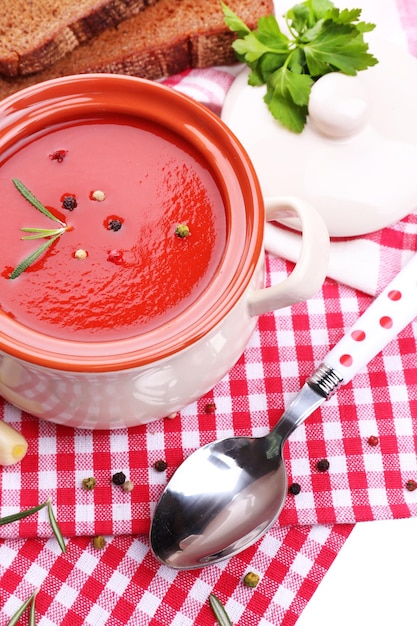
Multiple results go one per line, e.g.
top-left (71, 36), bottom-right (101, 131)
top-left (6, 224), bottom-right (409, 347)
top-left (0, 525), bottom-right (352, 626)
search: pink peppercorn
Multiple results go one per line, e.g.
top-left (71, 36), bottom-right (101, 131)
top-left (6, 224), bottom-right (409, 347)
top-left (107, 250), bottom-right (124, 264)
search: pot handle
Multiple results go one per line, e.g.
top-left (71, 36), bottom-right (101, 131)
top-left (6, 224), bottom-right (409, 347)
top-left (248, 196), bottom-right (329, 317)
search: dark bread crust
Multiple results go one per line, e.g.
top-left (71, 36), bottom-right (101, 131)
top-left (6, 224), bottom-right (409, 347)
top-left (0, 0), bottom-right (159, 77)
top-left (0, 0), bottom-right (274, 99)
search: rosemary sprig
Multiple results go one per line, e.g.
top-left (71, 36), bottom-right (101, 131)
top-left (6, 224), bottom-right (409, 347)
top-left (9, 178), bottom-right (69, 279)
top-left (209, 594), bottom-right (233, 626)
top-left (0, 501), bottom-right (48, 525)
top-left (7, 588), bottom-right (39, 626)
top-left (12, 178), bottom-right (66, 227)
top-left (2, 501), bottom-right (65, 625)
top-left (0, 499), bottom-right (66, 553)
top-left (29, 591), bottom-right (37, 626)
top-left (47, 500), bottom-right (66, 553)
top-left (20, 227), bottom-right (67, 240)
top-left (9, 234), bottom-right (62, 279)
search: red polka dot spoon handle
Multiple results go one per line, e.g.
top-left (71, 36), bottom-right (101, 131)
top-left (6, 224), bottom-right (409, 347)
top-left (268, 253), bottom-right (417, 446)
top-left (323, 252), bottom-right (417, 386)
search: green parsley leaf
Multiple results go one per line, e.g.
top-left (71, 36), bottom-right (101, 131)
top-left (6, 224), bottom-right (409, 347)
top-left (222, 0), bottom-right (378, 133)
top-left (221, 1), bottom-right (250, 37)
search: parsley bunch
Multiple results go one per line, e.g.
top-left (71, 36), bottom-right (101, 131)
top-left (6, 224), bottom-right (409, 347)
top-left (222, 0), bottom-right (378, 133)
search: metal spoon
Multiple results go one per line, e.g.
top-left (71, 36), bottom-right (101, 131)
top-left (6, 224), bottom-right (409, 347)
top-left (150, 252), bottom-right (417, 569)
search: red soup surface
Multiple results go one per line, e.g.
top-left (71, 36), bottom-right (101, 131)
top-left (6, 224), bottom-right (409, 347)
top-left (0, 116), bottom-right (227, 341)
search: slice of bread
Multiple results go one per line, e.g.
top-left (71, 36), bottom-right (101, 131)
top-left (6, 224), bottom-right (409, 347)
top-left (0, 0), bottom-right (160, 77)
top-left (0, 0), bottom-right (274, 100)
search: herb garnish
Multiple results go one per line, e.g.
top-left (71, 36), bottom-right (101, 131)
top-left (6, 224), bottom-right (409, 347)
top-left (209, 594), bottom-right (233, 625)
top-left (6, 588), bottom-right (39, 626)
top-left (2, 499), bottom-right (65, 625)
top-left (222, 0), bottom-right (378, 133)
top-left (9, 178), bottom-right (69, 279)
top-left (0, 498), bottom-right (66, 552)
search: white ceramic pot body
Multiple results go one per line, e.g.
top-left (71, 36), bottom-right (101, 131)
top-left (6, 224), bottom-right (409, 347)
top-left (0, 75), bottom-right (329, 428)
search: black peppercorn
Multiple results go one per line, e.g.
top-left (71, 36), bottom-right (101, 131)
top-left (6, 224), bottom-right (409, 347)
top-left (154, 459), bottom-right (168, 472)
top-left (288, 482), bottom-right (301, 495)
top-left (112, 471), bottom-right (126, 485)
top-left (61, 194), bottom-right (77, 211)
top-left (316, 458), bottom-right (330, 472)
top-left (108, 219), bottom-right (122, 231)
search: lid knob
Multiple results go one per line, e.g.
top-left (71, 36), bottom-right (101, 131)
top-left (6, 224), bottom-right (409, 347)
top-left (308, 72), bottom-right (370, 138)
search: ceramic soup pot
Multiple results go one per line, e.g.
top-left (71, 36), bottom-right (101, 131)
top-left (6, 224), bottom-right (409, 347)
top-left (0, 74), bottom-right (329, 429)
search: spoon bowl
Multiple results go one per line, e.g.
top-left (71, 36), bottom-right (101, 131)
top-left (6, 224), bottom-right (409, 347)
top-left (150, 378), bottom-right (330, 569)
top-left (150, 435), bottom-right (288, 568)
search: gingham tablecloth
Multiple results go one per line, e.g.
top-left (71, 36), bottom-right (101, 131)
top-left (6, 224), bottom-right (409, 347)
top-left (1, 1), bottom-right (417, 624)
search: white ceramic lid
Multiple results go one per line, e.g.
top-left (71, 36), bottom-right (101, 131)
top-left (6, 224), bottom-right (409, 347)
top-left (221, 37), bottom-right (417, 237)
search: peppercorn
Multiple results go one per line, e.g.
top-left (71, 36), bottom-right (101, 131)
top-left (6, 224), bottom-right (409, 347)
top-left (90, 189), bottom-right (106, 202)
top-left (112, 471), bottom-right (126, 486)
top-left (61, 194), bottom-right (77, 211)
top-left (288, 482), bottom-right (301, 495)
top-left (406, 480), bottom-right (417, 492)
top-left (92, 535), bottom-right (106, 549)
top-left (123, 480), bottom-right (134, 493)
top-left (205, 402), bottom-right (216, 414)
top-left (243, 572), bottom-right (260, 588)
top-left (108, 219), bottom-right (122, 231)
top-left (367, 435), bottom-right (379, 447)
top-left (154, 459), bottom-right (168, 472)
top-left (82, 477), bottom-right (96, 490)
top-left (74, 249), bottom-right (88, 260)
top-left (107, 249), bottom-right (124, 264)
top-left (49, 149), bottom-right (67, 162)
top-left (175, 223), bottom-right (190, 238)
top-left (316, 458), bottom-right (330, 472)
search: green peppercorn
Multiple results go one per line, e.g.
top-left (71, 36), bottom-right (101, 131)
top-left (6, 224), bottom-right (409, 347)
top-left (243, 572), bottom-right (260, 588)
top-left (92, 535), bottom-right (106, 549)
top-left (82, 477), bottom-right (97, 490)
top-left (175, 223), bottom-right (190, 238)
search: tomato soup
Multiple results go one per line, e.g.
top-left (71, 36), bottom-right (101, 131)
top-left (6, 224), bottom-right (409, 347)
top-left (0, 117), bottom-right (227, 341)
